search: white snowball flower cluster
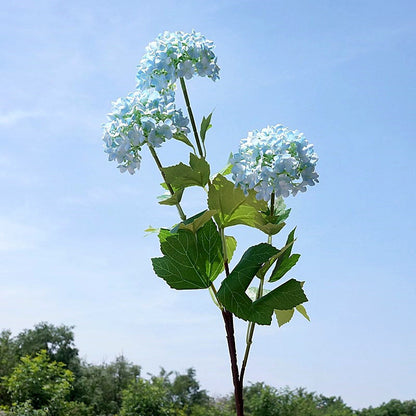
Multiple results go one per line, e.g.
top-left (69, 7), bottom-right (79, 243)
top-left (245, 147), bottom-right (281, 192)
top-left (231, 124), bottom-right (319, 200)
top-left (136, 30), bottom-right (220, 92)
top-left (103, 89), bottom-right (189, 174)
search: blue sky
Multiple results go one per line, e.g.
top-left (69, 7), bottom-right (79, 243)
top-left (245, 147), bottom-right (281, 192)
top-left (1, 0), bottom-right (415, 409)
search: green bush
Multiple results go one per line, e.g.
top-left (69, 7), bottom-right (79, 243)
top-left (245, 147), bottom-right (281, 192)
top-left (120, 377), bottom-right (172, 416)
top-left (5, 350), bottom-right (73, 416)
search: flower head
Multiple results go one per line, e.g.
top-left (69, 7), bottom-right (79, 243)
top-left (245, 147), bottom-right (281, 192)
top-left (103, 88), bottom-right (189, 174)
top-left (136, 30), bottom-right (220, 91)
top-left (231, 125), bottom-right (319, 200)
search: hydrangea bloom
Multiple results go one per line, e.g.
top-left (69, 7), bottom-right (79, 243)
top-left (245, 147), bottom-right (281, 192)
top-left (136, 30), bottom-right (220, 91)
top-left (231, 125), bottom-right (319, 201)
top-left (103, 88), bottom-right (189, 174)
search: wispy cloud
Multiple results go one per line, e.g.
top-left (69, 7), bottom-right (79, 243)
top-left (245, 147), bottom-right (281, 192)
top-left (0, 110), bottom-right (45, 126)
top-left (0, 218), bottom-right (46, 251)
top-left (59, 184), bottom-right (144, 207)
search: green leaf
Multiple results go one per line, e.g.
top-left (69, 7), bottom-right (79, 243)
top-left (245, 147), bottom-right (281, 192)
top-left (158, 189), bottom-right (184, 206)
top-left (258, 196), bottom-right (290, 235)
top-left (225, 235), bottom-right (237, 262)
top-left (275, 309), bottom-right (295, 327)
top-left (274, 196), bottom-right (290, 217)
top-left (158, 228), bottom-right (172, 243)
top-left (269, 228), bottom-right (299, 282)
top-left (217, 153), bottom-right (234, 176)
top-left (160, 182), bottom-right (170, 191)
top-left (217, 243), bottom-right (278, 320)
top-left (256, 222), bottom-right (286, 236)
top-left (171, 210), bottom-right (208, 233)
top-left (189, 153), bottom-right (210, 184)
top-left (144, 226), bottom-right (159, 234)
top-left (256, 237), bottom-right (295, 280)
top-left (151, 219), bottom-right (223, 289)
top-left (208, 175), bottom-right (267, 229)
top-left (296, 304), bottom-right (310, 321)
top-left (218, 163), bottom-right (233, 176)
top-left (173, 132), bottom-right (196, 152)
top-left (207, 175), bottom-right (288, 235)
top-left (269, 254), bottom-right (300, 282)
top-left (250, 279), bottom-right (308, 325)
top-left (200, 112), bottom-right (213, 143)
top-left (217, 243), bottom-right (307, 325)
top-left (178, 210), bottom-right (217, 233)
top-left (275, 303), bottom-right (310, 327)
top-left (163, 154), bottom-right (210, 189)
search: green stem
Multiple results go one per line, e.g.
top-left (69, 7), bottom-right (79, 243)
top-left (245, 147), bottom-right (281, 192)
top-left (209, 283), bottom-right (221, 310)
top-left (240, 273), bottom-right (264, 384)
top-left (179, 77), bottom-right (205, 158)
top-left (240, 193), bottom-right (275, 384)
top-left (147, 144), bottom-right (187, 221)
top-left (219, 227), bottom-right (230, 276)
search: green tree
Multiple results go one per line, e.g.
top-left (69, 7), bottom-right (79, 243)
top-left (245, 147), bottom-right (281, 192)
top-left (75, 355), bottom-right (141, 415)
top-left (119, 377), bottom-right (172, 416)
top-left (357, 399), bottom-right (416, 416)
top-left (187, 400), bottom-right (234, 416)
top-left (5, 350), bottom-right (74, 415)
top-left (243, 383), bottom-right (354, 416)
top-left (0, 330), bottom-right (18, 406)
top-left (15, 322), bottom-right (79, 372)
top-left (169, 368), bottom-right (210, 413)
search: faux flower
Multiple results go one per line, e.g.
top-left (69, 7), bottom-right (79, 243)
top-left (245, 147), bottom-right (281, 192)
top-left (103, 88), bottom-right (189, 174)
top-left (136, 30), bottom-right (220, 91)
top-left (231, 124), bottom-right (319, 200)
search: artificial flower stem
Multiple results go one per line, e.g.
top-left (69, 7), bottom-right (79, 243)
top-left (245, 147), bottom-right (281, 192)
top-left (179, 77), bottom-right (205, 158)
top-left (240, 193), bottom-right (275, 384)
top-left (147, 144), bottom-right (187, 221)
top-left (220, 227), bottom-right (229, 275)
top-left (209, 283), bottom-right (221, 310)
top-left (219, 226), bottom-right (244, 415)
top-left (270, 192), bottom-right (275, 216)
top-left (240, 275), bottom-right (264, 385)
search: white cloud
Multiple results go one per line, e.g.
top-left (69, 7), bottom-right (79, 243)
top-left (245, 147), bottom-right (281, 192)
top-left (59, 183), bottom-right (145, 207)
top-left (0, 218), bottom-right (46, 251)
top-left (0, 110), bottom-right (45, 126)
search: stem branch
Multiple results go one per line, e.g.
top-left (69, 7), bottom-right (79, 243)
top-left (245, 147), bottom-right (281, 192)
top-left (147, 144), bottom-right (186, 221)
top-left (240, 192), bottom-right (275, 385)
top-left (179, 77), bottom-right (204, 158)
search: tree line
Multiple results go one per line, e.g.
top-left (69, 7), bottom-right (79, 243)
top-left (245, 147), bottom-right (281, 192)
top-left (0, 322), bottom-right (414, 416)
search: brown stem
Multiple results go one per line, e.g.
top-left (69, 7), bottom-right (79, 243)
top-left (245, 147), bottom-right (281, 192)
top-left (270, 191), bottom-right (275, 216)
top-left (222, 309), bottom-right (244, 415)
top-left (219, 227), bottom-right (244, 415)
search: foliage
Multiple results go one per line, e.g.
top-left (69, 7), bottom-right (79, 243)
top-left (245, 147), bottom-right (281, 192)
top-left (243, 383), bottom-right (354, 416)
top-left (0, 330), bottom-right (18, 406)
top-left (357, 399), bottom-right (416, 416)
top-left (5, 350), bottom-right (74, 415)
top-left (0, 323), bottom-right (415, 416)
top-left (14, 322), bottom-right (80, 373)
top-left (74, 355), bottom-right (140, 416)
top-left (169, 368), bottom-right (210, 411)
top-left (119, 377), bottom-right (172, 416)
